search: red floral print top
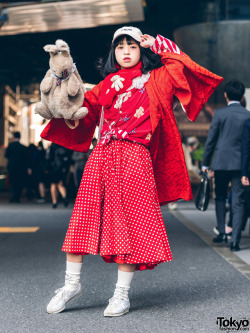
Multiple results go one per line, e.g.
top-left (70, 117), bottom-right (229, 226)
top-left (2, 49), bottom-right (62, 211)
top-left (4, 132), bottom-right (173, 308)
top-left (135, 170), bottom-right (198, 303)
top-left (100, 73), bottom-right (152, 147)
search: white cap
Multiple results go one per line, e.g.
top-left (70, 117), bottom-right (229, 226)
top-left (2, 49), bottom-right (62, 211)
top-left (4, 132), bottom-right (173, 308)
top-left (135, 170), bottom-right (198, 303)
top-left (112, 26), bottom-right (142, 43)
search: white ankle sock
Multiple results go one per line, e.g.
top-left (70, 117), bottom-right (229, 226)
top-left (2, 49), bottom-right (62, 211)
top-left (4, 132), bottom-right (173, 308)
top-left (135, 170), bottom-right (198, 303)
top-left (116, 269), bottom-right (135, 289)
top-left (65, 261), bottom-right (82, 289)
top-left (66, 261), bottom-right (82, 275)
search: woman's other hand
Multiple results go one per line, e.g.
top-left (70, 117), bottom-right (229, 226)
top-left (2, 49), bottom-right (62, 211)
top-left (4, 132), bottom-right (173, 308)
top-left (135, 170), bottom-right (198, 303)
top-left (140, 34), bottom-right (155, 48)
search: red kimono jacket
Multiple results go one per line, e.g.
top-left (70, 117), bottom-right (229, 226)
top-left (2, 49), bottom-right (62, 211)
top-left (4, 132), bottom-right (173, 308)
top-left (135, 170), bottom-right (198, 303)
top-left (41, 39), bottom-right (223, 206)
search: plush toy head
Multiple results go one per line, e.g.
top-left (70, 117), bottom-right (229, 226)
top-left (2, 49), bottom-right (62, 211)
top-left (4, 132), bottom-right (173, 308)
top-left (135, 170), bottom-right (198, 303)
top-left (44, 40), bottom-right (73, 79)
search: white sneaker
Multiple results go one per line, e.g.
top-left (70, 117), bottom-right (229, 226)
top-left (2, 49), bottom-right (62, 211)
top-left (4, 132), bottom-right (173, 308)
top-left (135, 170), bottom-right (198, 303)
top-left (47, 282), bottom-right (82, 314)
top-left (104, 286), bottom-right (130, 317)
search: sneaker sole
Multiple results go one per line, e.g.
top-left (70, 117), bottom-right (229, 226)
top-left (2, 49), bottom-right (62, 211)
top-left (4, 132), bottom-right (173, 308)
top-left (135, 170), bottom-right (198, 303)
top-left (47, 286), bottom-right (82, 314)
top-left (104, 309), bottom-right (129, 317)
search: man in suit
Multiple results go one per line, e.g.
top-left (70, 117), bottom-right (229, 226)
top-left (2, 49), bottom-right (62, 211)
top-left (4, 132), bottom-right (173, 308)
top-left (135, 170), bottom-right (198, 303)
top-left (241, 118), bottom-right (250, 220)
top-left (241, 118), bottom-right (250, 186)
top-left (202, 80), bottom-right (250, 251)
top-left (5, 132), bottom-right (28, 203)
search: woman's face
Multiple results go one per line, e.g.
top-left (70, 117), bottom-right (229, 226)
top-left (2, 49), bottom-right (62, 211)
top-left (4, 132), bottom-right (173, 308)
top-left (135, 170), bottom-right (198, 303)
top-left (115, 37), bottom-right (141, 69)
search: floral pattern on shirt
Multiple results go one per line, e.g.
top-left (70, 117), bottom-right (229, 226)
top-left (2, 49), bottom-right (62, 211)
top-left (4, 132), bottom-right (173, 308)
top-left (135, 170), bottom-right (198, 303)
top-left (101, 83), bottom-right (152, 147)
top-left (114, 91), bottom-right (132, 109)
top-left (134, 107), bottom-right (144, 118)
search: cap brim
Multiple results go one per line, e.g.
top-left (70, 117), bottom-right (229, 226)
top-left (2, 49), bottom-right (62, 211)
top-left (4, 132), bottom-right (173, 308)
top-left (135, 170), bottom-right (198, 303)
top-left (112, 33), bottom-right (141, 43)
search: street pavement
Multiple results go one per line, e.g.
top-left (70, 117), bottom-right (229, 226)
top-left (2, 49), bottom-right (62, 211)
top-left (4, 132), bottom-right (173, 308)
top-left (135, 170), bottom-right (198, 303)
top-left (172, 200), bottom-right (250, 268)
top-left (0, 197), bottom-right (250, 333)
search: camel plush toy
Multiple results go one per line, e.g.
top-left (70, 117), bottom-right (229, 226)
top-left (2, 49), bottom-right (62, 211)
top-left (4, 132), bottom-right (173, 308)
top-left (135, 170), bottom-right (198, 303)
top-left (35, 39), bottom-right (88, 128)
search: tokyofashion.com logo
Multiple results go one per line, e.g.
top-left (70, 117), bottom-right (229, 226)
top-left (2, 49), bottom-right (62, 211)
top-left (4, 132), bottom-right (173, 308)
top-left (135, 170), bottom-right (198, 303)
top-left (216, 317), bottom-right (250, 331)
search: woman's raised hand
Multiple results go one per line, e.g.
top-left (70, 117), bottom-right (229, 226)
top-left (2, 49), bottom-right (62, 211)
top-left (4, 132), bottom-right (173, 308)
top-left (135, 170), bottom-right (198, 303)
top-left (140, 34), bottom-right (155, 48)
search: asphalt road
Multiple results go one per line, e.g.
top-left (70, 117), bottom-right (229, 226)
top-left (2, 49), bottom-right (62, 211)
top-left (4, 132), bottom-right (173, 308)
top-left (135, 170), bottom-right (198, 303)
top-left (0, 202), bottom-right (249, 333)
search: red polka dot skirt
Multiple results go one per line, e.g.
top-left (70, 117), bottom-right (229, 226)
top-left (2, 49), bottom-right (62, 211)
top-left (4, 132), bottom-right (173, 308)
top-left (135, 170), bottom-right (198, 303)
top-left (62, 139), bottom-right (173, 271)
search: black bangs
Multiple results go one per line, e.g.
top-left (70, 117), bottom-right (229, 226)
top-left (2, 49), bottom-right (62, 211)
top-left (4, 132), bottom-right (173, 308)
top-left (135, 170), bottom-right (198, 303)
top-left (96, 35), bottom-right (163, 78)
top-left (113, 34), bottom-right (139, 47)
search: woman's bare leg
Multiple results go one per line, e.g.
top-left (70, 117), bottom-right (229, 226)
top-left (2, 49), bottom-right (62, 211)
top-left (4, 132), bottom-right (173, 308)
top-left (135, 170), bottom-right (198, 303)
top-left (57, 180), bottom-right (67, 198)
top-left (39, 182), bottom-right (45, 198)
top-left (118, 263), bottom-right (136, 272)
top-left (67, 253), bottom-right (83, 263)
top-left (50, 183), bottom-right (57, 204)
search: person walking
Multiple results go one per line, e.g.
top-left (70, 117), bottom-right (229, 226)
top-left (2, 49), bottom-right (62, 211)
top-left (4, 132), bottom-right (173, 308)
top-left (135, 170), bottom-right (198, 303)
top-left (5, 132), bottom-right (28, 203)
top-left (26, 143), bottom-right (38, 200)
top-left (241, 117), bottom-right (250, 220)
top-left (72, 138), bottom-right (97, 189)
top-left (33, 141), bottom-right (46, 203)
top-left (45, 143), bottom-right (71, 208)
top-left (71, 151), bottom-right (88, 189)
top-left (41, 27), bottom-right (223, 316)
top-left (202, 80), bottom-right (250, 251)
top-left (241, 118), bottom-right (250, 186)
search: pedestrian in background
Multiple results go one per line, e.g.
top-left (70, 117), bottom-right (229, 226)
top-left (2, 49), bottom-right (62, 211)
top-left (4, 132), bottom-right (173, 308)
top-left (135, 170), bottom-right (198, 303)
top-left (26, 143), bottom-right (37, 200)
top-left (41, 27), bottom-right (222, 316)
top-left (45, 143), bottom-right (71, 208)
top-left (202, 79), bottom-right (250, 251)
top-left (241, 118), bottom-right (250, 187)
top-left (241, 117), bottom-right (250, 222)
top-left (5, 131), bottom-right (28, 203)
top-left (33, 141), bottom-right (46, 203)
top-left (72, 138), bottom-right (97, 189)
top-left (71, 151), bottom-right (89, 189)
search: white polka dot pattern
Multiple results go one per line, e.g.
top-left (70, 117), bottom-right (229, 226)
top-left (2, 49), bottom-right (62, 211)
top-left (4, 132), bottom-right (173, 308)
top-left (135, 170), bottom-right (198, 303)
top-left (62, 139), bottom-right (172, 271)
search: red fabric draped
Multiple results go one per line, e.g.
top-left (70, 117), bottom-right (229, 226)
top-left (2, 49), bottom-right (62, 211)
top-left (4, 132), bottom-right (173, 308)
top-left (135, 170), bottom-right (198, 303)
top-left (41, 48), bottom-right (223, 205)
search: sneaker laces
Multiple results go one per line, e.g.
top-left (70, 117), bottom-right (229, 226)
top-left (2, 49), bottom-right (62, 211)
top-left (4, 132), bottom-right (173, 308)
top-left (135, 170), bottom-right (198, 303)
top-left (109, 286), bottom-right (129, 305)
top-left (52, 277), bottom-right (79, 302)
top-left (52, 287), bottom-right (68, 301)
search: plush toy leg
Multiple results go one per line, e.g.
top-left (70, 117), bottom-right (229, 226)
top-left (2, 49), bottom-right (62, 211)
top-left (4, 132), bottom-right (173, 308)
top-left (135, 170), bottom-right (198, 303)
top-left (35, 102), bottom-right (53, 120)
top-left (71, 107), bottom-right (88, 120)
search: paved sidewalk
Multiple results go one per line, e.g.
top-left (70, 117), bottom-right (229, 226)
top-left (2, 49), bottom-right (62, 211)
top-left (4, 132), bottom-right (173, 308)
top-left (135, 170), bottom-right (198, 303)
top-left (0, 197), bottom-right (250, 332)
top-left (170, 200), bottom-right (250, 277)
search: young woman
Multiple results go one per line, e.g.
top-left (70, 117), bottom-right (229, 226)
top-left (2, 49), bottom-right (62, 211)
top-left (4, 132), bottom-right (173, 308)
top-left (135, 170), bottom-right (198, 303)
top-left (42, 26), bottom-right (223, 316)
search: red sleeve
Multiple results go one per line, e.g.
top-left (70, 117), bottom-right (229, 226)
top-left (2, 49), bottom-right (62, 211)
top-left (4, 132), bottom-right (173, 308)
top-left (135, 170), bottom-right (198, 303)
top-left (41, 81), bottom-right (103, 152)
top-left (151, 35), bottom-right (223, 121)
top-left (151, 34), bottom-right (185, 56)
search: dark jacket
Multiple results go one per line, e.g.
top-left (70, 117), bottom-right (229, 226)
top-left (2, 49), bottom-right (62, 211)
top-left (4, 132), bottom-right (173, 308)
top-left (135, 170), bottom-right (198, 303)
top-left (5, 141), bottom-right (28, 174)
top-left (203, 103), bottom-right (250, 170)
top-left (241, 118), bottom-right (250, 176)
top-left (46, 143), bottom-right (71, 174)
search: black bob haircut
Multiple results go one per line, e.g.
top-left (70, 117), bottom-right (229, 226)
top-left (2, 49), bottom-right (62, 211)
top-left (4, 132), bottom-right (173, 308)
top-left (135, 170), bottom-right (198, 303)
top-left (224, 79), bottom-right (245, 101)
top-left (97, 35), bottom-right (163, 78)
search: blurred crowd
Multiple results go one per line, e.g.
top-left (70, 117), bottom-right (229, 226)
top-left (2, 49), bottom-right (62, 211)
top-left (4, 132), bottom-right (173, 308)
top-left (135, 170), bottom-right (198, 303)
top-left (4, 131), bottom-right (97, 208)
